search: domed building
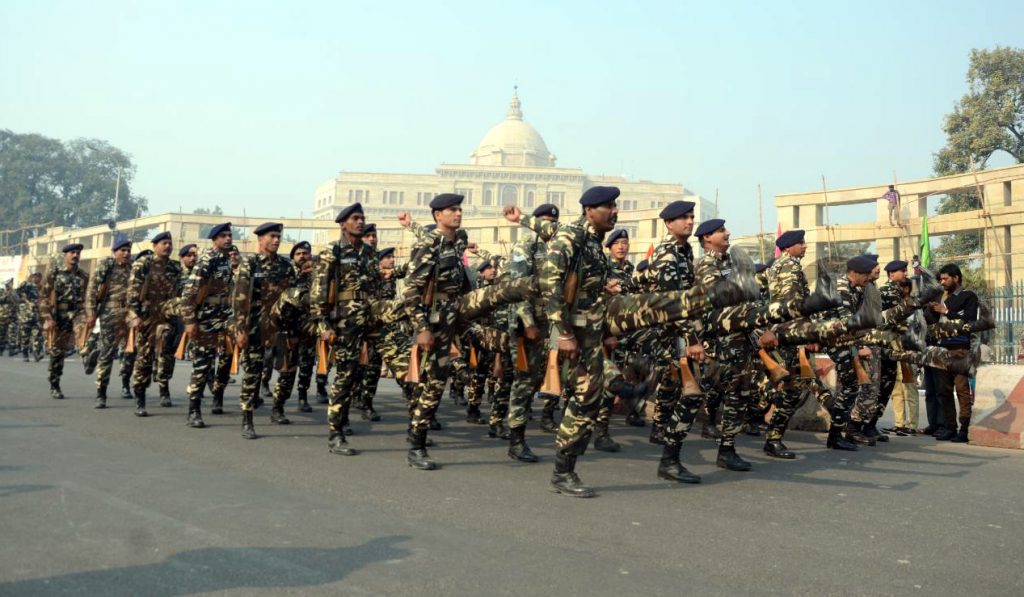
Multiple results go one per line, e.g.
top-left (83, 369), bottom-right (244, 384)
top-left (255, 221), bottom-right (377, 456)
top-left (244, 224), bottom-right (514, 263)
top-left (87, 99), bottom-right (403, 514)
top-left (312, 89), bottom-right (712, 258)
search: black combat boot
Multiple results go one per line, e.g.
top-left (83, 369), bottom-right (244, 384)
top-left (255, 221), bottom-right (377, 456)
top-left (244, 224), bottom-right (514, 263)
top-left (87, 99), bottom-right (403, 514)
top-left (340, 406), bottom-right (353, 436)
top-left (950, 418), bottom-right (970, 443)
top-left (823, 428), bottom-right (856, 450)
top-left (134, 388), bottom-right (148, 417)
top-left (297, 388), bottom-right (313, 413)
top-left (120, 382), bottom-right (132, 400)
top-left (716, 445), bottom-right (752, 471)
top-left (23, 351), bottom-right (30, 362)
top-left (328, 431), bottom-right (358, 455)
top-left (94, 386), bottom-right (107, 409)
top-left (649, 421), bottom-right (667, 445)
top-left (549, 452), bottom-right (595, 498)
top-left (701, 421), bottom-right (722, 440)
top-left (488, 420), bottom-right (511, 440)
top-left (624, 411), bottom-right (646, 427)
top-left (763, 439), bottom-right (796, 459)
top-left (450, 387), bottom-right (466, 406)
top-left (657, 444), bottom-right (701, 484)
top-left (406, 428), bottom-right (436, 470)
top-left (428, 416), bottom-right (443, 431)
top-left (241, 410), bottom-right (257, 439)
top-left (863, 416), bottom-right (888, 442)
top-left (507, 426), bottom-right (539, 463)
top-left (846, 285), bottom-right (882, 331)
top-left (539, 409), bottom-right (558, 433)
top-left (465, 403), bottom-right (484, 424)
top-left (50, 382), bottom-right (64, 400)
top-left (361, 395), bottom-right (380, 421)
top-left (211, 388), bottom-right (224, 415)
top-left (159, 384), bottom-right (172, 408)
top-left (593, 422), bottom-right (621, 452)
top-left (270, 400), bottom-right (291, 425)
top-left (934, 426), bottom-right (956, 441)
top-left (186, 398), bottom-right (206, 428)
top-left (260, 381), bottom-right (271, 399)
top-left (845, 422), bottom-right (876, 446)
top-left (315, 382), bottom-right (329, 404)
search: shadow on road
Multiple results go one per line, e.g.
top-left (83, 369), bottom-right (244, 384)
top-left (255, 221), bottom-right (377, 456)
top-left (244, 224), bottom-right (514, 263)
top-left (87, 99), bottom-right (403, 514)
top-left (0, 535), bottom-right (412, 596)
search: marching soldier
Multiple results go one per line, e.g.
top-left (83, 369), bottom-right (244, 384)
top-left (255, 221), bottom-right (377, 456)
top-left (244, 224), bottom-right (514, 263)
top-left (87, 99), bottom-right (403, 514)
top-left (85, 238), bottom-right (133, 408)
top-left (151, 243), bottom-right (197, 404)
top-left (270, 241), bottom-right (317, 413)
top-left (232, 222), bottom-right (296, 439)
top-left (0, 280), bottom-right (13, 355)
top-left (39, 243), bottom-right (89, 400)
top-left (180, 223), bottom-right (236, 428)
top-left (127, 232), bottom-right (183, 415)
top-left (16, 273), bottom-right (44, 362)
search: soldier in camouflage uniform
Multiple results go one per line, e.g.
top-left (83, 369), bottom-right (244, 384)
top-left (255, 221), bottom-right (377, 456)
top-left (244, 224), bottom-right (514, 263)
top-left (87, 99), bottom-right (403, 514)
top-left (85, 238), bottom-right (133, 408)
top-left (180, 223), bottom-right (236, 428)
top-left (151, 243), bottom-right (197, 404)
top-left (39, 244), bottom-right (89, 399)
top-left (460, 257), bottom-right (514, 432)
top-left (127, 232), bottom-right (183, 415)
top-left (16, 274), bottom-right (45, 362)
top-left (231, 223), bottom-right (296, 439)
top-left (0, 279), bottom-right (13, 355)
top-left (271, 241), bottom-right (316, 413)
top-left (402, 194), bottom-right (541, 470)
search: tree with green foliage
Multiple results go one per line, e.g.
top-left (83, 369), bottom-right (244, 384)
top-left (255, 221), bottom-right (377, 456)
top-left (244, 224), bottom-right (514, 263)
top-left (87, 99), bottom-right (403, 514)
top-left (0, 130), bottom-right (147, 231)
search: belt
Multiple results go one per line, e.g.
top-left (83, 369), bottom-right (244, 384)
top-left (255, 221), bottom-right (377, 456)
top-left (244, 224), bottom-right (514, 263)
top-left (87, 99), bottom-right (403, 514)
top-left (55, 302), bottom-right (74, 310)
top-left (204, 296), bottom-right (228, 306)
top-left (337, 290), bottom-right (369, 301)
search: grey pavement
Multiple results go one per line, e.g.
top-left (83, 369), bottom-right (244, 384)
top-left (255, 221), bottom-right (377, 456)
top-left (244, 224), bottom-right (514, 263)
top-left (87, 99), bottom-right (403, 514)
top-left (0, 355), bottom-right (1022, 596)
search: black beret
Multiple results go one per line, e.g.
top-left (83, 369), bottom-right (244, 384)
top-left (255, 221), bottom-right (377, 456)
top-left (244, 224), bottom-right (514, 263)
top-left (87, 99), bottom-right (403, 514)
top-left (133, 249), bottom-right (153, 261)
top-left (847, 255), bottom-right (875, 274)
top-left (112, 238), bottom-right (132, 252)
top-left (775, 229), bottom-right (805, 250)
top-left (423, 224), bottom-right (437, 233)
top-left (695, 218), bottom-right (726, 238)
top-left (207, 223), bottom-right (232, 239)
top-left (532, 203), bottom-right (559, 218)
top-left (636, 259), bottom-right (649, 272)
top-left (604, 228), bottom-right (629, 248)
top-left (151, 231), bottom-right (172, 244)
top-left (362, 223), bottom-right (377, 236)
top-left (254, 222), bottom-right (283, 236)
top-left (289, 241), bottom-right (311, 259)
top-left (477, 260), bottom-right (494, 273)
top-left (178, 243), bottom-right (197, 257)
top-left (885, 259), bottom-right (908, 273)
top-left (659, 200), bottom-right (695, 220)
top-left (61, 243), bottom-right (84, 253)
top-left (228, 245), bottom-right (239, 252)
top-left (754, 263), bottom-right (769, 273)
top-left (579, 186), bottom-right (620, 207)
top-left (429, 193), bottom-right (464, 210)
top-left (866, 253), bottom-right (879, 262)
top-left (335, 203), bottom-right (363, 223)
top-left (377, 247), bottom-right (395, 259)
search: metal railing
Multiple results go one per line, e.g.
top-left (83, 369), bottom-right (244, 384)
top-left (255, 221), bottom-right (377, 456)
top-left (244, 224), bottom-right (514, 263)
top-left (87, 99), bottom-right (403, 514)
top-left (989, 281), bottom-right (1024, 364)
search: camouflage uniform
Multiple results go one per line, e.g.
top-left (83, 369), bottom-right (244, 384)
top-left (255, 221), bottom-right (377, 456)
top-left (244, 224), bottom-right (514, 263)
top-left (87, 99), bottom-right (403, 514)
top-left (594, 256), bottom-right (643, 437)
top-left (180, 247), bottom-right (234, 422)
top-left (16, 280), bottom-right (44, 361)
top-left (270, 265), bottom-right (317, 409)
top-left (39, 263), bottom-right (89, 395)
top-left (463, 271), bottom-right (513, 428)
top-left (232, 251), bottom-right (295, 423)
top-left (0, 281), bottom-right (13, 354)
top-left (362, 262), bottom-right (415, 414)
top-left (818, 276), bottom-right (865, 434)
top-left (86, 256), bottom-right (131, 398)
top-left (153, 262), bottom-right (191, 398)
top-left (127, 252), bottom-right (182, 409)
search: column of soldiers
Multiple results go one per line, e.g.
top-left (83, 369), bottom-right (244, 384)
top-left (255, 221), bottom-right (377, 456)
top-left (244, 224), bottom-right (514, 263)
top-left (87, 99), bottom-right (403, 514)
top-left (24, 185), bottom-right (996, 499)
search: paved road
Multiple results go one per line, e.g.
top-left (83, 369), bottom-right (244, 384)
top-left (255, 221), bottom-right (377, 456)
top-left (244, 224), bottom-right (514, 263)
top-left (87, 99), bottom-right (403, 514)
top-left (1, 355), bottom-right (1021, 596)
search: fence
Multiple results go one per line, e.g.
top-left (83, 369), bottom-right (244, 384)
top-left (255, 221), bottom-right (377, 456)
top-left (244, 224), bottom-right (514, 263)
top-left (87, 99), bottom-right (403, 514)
top-left (989, 281), bottom-right (1024, 365)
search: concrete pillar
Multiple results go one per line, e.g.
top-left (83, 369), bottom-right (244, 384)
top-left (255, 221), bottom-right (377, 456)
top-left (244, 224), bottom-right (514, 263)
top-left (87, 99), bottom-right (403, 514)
top-left (876, 237), bottom-right (897, 266)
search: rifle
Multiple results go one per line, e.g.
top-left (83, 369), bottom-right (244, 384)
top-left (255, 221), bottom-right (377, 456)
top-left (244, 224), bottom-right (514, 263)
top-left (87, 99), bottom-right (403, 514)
top-left (405, 343), bottom-right (421, 384)
top-left (492, 352), bottom-right (504, 378)
top-left (175, 331), bottom-right (189, 359)
top-left (316, 338), bottom-right (330, 375)
top-left (125, 328), bottom-right (136, 353)
top-left (515, 336), bottom-right (529, 371)
top-left (228, 335), bottom-right (240, 375)
top-left (748, 332), bottom-right (790, 384)
top-left (468, 345), bottom-right (478, 368)
top-left (539, 347), bottom-right (562, 396)
top-left (359, 341), bottom-right (370, 365)
top-left (852, 354), bottom-right (871, 385)
top-left (900, 362), bottom-right (914, 383)
top-left (798, 347), bottom-right (816, 378)
top-left (673, 339), bottom-right (703, 396)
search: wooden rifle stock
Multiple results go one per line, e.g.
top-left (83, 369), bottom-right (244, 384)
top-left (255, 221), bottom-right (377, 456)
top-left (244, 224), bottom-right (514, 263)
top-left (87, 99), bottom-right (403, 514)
top-left (77, 323), bottom-right (90, 351)
top-left (758, 348), bottom-right (791, 384)
top-left (900, 362), bottom-right (914, 382)
top-left (468, 345), bottom-right (478, 368)
top-left (515, 336), bottom-right (529, 372)
top-left (492, 352), bottom-right (504, 378)
top-left (539, 349), bottom-right (562, 395)
top-left (798, 347), bottom-right (815, 378)
top-left (359, 341), bottom-right (369, 365)
top-left (449, 344), bottom-right (461, 358)
top-left (562, 271), bottom-right (578, 305)
top-left (316, 339), bottom-right (329, 375)
top-left (405, 344), bottom-right (421, 384)
top-left (175, 332), bottom-right (189, 360)
top-left (678, 357), bottom-right (703, 396)
top-left (227, 336), bottom-right (240, 375)
top-left (125, 328), bottom-right (136, 353)
top-left (852, 355), bottom-right (871, 385)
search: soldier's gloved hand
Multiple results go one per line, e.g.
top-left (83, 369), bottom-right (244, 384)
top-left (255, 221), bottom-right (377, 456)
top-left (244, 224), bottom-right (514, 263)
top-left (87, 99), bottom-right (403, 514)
top-left (320, 330), bottom-right (336, 344)
top-left (235, 331), bottom-right (248, 349)
top-left (503, 205), bottom-right (522, 223)
top-left (523, 325), bottom-right (540, 341)
top-left (686, 343), bottom-right (705, 363)
top-left (758, 331), bottom-right (778, 350)
top-left (604, 279), bottom-right (621, 295)
top-left (184, 323), bottom-right (196, 338)
top-left (603, 336), bottom-right (619, 351)
top-left (129, 317), bottom-right (142, 330)
top-left (557, 333), bottom-right (579, 361)
top-left (417, 330), bottom-right (435, 352)
top-left (397, 211), bottom-right (411, 228)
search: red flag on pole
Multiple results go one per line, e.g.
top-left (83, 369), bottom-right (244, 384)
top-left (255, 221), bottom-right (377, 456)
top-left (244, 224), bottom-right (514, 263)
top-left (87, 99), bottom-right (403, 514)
top-left (774, 223), bottom-right (782, 258)
top-left (646, 243), bottom-right (655, 260)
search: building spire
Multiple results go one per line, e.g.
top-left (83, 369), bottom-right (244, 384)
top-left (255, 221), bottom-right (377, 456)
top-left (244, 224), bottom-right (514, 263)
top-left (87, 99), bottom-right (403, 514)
top-left (506, 85), bottom-right (522, 120)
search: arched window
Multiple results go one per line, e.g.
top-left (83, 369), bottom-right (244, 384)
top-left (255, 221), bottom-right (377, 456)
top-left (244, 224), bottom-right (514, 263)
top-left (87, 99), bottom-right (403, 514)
top-left (501, 185), bottom-right (518, 206)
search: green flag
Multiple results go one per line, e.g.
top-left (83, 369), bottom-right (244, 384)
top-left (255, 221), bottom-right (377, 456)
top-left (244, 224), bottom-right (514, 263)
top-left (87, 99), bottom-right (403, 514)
top-left (920, 215), bottom-right (931, 269)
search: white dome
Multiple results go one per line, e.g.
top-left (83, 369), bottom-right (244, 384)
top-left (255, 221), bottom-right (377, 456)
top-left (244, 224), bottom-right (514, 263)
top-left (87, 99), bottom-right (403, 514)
top-left (470, 90), bottom-right (556, 168)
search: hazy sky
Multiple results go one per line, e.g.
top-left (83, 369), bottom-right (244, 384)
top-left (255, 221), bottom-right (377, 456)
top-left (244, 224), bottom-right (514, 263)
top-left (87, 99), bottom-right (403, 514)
top-left (2, 0), bottom-right (1021, 234)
